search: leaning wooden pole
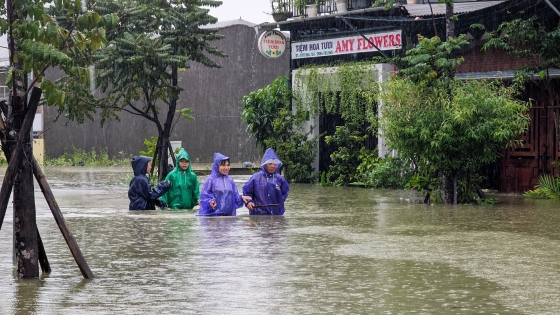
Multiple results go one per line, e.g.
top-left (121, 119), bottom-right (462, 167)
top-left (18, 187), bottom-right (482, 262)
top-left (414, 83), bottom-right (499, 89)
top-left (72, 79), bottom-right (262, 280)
top-left (0, 87), bottom-right (42, 231)
top-left (31, 157), bottom-right (94, 279)
top-left (37, 227), bottom-right (51, 273)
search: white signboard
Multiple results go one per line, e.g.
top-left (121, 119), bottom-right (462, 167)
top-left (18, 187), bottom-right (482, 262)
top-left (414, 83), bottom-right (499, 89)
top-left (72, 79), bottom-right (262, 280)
top-left (258, 30), bottom-right (287, 59)
top-left (292, 30), bottom-right (402, 59)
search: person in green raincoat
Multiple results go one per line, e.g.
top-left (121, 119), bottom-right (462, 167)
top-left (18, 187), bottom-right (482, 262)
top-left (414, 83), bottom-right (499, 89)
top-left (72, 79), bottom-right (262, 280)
top-left (159, 148), bottom-right (200, 209)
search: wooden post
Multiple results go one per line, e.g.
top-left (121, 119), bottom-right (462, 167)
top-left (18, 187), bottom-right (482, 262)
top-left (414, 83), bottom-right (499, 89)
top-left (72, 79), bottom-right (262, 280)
top-left (31, 157), bottom-right (94, 279)
top-left (0, 87), bottom-right (90, 279)
top-left (0, 87), bottom-right (42, 231)
top-left (0, 87), bottom-right (41, 278)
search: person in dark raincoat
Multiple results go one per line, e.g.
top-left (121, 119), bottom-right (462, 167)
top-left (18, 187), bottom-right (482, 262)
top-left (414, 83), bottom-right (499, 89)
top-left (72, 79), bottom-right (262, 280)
top-left (128, 156), bottom-right (170, 210)
top-left (198, 153), bottom-right (251, 216)
top-left (160, 148), bottom-right (200, 210)
top-left (242, 148), bottom-right (290, 215)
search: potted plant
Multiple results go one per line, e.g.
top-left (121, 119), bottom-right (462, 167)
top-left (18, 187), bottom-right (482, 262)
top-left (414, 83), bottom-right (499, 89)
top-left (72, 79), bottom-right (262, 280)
top-left (335, 0), bottom-right (348, 13)
top-left (294, 0), bottom-right (306, 17)
top-left (306, 0), bottom-right (326, 17)
top-left (270, 0), bottom-right (291, 22)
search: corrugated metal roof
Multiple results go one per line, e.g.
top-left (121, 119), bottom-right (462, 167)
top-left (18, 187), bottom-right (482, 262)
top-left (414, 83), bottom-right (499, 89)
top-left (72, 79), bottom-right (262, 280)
top-left (405, 1), bottom-right (505, 17)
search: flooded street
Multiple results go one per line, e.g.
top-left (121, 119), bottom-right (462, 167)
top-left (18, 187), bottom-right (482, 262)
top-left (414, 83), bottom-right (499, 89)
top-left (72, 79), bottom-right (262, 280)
top-left (1, 166), bottom-right (560, 314)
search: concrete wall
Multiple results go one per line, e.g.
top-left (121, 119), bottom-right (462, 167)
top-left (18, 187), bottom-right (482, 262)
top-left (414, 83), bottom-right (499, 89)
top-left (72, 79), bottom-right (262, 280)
top-left (43, 22), bottom-right (290, 164)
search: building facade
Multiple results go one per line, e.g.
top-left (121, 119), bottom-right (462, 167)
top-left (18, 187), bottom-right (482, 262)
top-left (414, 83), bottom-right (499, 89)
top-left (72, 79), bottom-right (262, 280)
top-left (261, 0), bottom-right (560, 192)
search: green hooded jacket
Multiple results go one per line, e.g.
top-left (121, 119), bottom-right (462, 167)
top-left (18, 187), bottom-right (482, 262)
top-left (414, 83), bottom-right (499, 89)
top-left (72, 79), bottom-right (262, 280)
top-left (160, 148), bottom-right (200, 209)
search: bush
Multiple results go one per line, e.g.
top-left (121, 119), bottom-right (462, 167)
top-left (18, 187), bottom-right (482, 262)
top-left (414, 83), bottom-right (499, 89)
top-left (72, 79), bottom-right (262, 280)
top-left (360, 156), bottom-right (415, 189)
top-left (45, 147), bottom-right (130, 166)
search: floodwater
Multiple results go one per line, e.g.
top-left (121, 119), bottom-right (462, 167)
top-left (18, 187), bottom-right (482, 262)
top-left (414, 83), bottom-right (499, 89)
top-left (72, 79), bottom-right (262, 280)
top-left (1, 167), bottom-right (560, 314)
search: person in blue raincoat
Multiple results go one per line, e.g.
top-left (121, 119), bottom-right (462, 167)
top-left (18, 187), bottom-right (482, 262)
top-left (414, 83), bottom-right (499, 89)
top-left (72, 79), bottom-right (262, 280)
top-left (128, 156), bottom-right (170, 210)
top-left (198, 153), bottom-right (251, 216)
top-left (242, 148), bottom-right (290, 215)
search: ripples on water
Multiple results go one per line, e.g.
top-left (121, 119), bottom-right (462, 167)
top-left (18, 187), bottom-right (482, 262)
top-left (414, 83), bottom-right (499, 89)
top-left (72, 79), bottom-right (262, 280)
top-left (1, 167), bottom-right (559, 314)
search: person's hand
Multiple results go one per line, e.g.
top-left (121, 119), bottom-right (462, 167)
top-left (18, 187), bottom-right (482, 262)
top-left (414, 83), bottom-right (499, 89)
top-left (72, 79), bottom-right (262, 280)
top-left (246, 201), bottom-right (254, 210)
top-left (242, 195), bottom-right (252, 203)
top-left (210, 199), bottom-right (216, 209)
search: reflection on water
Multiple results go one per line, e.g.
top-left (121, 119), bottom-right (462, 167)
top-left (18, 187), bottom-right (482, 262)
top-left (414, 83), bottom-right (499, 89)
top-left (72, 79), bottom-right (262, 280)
top-left (1, 166), bottom-right (560, 314)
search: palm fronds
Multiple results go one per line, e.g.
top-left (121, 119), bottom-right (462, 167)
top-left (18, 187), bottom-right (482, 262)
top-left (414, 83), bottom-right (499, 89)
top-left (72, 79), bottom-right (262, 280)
top-left (524, 174), bottom-right (560, 199)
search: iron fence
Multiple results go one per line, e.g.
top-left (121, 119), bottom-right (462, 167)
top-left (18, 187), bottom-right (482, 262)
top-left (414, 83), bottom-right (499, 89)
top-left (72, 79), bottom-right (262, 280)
top-left (271, 0), bottom-right (375, 19)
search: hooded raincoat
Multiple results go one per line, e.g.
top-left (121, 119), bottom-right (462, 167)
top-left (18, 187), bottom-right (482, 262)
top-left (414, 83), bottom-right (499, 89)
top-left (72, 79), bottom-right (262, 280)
top-left (160, 148), bottom-right (200, 209)
top-left (242, 148), bottom-right (290, 215)
top-left (128, 156), bottom-right (170, 210)
top-left (198, 153), bottom-right (244, 216)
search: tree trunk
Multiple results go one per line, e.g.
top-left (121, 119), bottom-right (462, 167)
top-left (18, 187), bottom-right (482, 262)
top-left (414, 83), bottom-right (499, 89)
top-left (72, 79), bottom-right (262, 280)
top-left (157, 132), bottom-right (170, 181)
top-left (453, 173), bottom-right (458, 204)
top-left (158, 64), bottom-right (180, 181)
top-left (444, 172), bottom-right (457, 204)
top-left (445, 2), bottom-right (455, 40)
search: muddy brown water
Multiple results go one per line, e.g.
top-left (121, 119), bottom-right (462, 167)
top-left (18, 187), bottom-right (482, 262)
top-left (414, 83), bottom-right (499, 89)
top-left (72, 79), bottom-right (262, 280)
top-left (1, 166), bottom-right (560, 314)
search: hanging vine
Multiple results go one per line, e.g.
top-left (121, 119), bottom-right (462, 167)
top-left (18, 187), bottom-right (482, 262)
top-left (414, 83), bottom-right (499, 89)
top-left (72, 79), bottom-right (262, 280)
top-left (293, 60), bottom-right (382, 184)
top-left (293, 60), bottom-right (380, 128)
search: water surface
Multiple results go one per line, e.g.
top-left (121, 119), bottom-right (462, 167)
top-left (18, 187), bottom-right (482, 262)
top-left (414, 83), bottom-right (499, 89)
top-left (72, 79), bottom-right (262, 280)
top-left (1, 167), bottom-right (560, 314)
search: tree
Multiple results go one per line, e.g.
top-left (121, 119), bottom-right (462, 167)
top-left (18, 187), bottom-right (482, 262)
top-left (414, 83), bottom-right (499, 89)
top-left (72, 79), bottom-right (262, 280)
top-left (378, 36), bottom-right (530, 204)
top-left (82, 0), bottom-right (225, 180)
top-left (0, 0), bottom-right (117, 278)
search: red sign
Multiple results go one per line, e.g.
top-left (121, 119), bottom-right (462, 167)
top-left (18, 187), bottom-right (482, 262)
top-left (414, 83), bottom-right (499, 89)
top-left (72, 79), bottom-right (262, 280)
top-left (258, 30), bottom-right (287, 59)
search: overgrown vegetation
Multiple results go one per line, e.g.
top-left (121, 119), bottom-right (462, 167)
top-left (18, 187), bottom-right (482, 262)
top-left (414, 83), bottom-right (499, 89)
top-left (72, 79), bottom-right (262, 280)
top-left (293, 61), bottom-right (379, 185)
top-left (359, 155), bottom-right (415, 189)
top-left (44, 147), bottom-right (130, 166)
top-left (293, 61), bottom-right (378, 126)
top-left (476, 16), bottom-right (560, 198)
top-left (524, 174), bottom-right (560, 199)
top-left (242, 76), bottom-right (319, 183)
top-left (324, 126), bottom-right (369, 185)
top-left (378, 35), bottom-right (530, 203)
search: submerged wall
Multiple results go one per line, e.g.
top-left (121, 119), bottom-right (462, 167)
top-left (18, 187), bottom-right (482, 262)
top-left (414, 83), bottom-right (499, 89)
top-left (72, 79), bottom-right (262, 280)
top-left (43, 22), bottom-right (290, 164)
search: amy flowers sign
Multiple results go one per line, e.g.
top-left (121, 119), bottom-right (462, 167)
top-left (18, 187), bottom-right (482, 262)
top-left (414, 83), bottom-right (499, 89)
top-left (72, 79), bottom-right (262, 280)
top-left (292, 30), bottom-right (402, 59)
top-left (258, 30), bottom-right (287, 58)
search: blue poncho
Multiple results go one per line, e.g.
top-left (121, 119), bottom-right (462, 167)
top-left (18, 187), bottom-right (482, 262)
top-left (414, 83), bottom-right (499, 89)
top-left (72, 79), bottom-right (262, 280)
top-left (198, 153), bottom-right (244, 216)
top-left (128, 156), bottom-right (170, 210)
top-left (242, 148), bottom-right (290, 215)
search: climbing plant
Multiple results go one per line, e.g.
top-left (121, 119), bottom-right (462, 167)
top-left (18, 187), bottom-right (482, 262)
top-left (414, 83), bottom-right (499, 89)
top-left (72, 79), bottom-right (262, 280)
top-left (293, 61), bottom-right (379, 126)
top-left (293, 61), bottom-right (380, 184)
